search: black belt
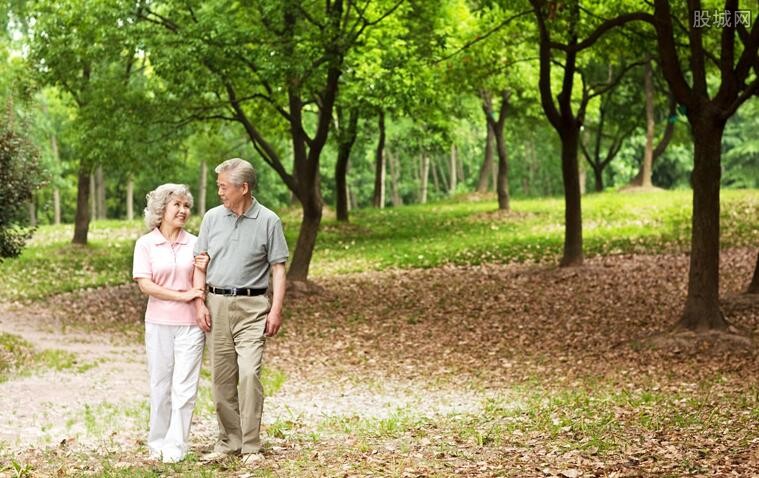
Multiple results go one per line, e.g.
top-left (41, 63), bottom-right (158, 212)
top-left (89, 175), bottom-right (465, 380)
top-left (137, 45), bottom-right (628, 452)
top-left (207, 286), bottom-right (267, 296)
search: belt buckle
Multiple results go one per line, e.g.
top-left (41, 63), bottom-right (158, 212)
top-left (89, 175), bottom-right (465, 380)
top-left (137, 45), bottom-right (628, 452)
top-left (230, 288), bottom-right (238, 296)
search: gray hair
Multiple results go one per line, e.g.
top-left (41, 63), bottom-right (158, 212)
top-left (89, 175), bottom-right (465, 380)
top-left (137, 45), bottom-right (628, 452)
top-left (215, 157), bottom-right (257, 192)
top-left (143, 183), bottom-right (194, 230)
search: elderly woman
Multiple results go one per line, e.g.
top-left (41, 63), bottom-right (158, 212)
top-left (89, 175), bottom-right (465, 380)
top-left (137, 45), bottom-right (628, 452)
top-left (132, 183), bottom-right (205, 463)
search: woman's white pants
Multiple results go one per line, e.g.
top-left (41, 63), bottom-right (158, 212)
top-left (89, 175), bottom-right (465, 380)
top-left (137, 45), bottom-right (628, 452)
top-left (145, 323), bottom-right (205, 462)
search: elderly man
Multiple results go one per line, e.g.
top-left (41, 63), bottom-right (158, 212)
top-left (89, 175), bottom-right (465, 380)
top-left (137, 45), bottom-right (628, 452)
top-left (193, 158), bottom-right (288, 465)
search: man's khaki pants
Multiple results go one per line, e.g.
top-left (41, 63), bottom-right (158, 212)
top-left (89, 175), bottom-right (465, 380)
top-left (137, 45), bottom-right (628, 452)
top-left (206, 293), bottom-right (269, 454)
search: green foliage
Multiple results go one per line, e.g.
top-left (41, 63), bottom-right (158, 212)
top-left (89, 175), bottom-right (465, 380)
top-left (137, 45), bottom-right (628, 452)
top-left (723, 101), bottom-right (759, 188)
top-left (0, 120), bottom-right (41, 259)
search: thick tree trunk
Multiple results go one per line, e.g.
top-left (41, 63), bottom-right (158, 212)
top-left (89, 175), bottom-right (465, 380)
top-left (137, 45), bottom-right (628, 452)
top-left (388, 150), bottom-right (402, 207)
top-left (73, 165), bottom-right (92, 245)
top-left (53, 188), bottom-right (61, 225)
top-left (747, 251), bottom-right (759, 294)
top-left (676, 118), bottom-right (728, 330)
top-left (593, 166), bottom-right (604, 192)
top-left (372, 111), bottom-right (386, 208)
top-left (96, 165), bottom-right (105, 219)
top-left (449, 143), bottom-right (457, 194)
top-left (198, 160), bottom-right (207, 217)
top-left (335, 108), bottom-right (358, 222)
top-left (420, 155), bottom-right (429, 204)
top-left (287, 183), bottom-right (323, 282)
top-left (126, 177), bottom-right (134, 221)
top-left (559, 126), bottom-right (583, 266)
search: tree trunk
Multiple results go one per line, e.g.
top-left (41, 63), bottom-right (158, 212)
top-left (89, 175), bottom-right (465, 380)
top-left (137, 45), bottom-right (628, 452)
top-left (477, 108), bottom-right (494, 193)
top-left (640, 59), bottom-right (655, 187)
top-left (526, 138), bottom-right (537, 196)
top-left (89, 174), bottom-right (96, 221)
top-left (420, 155), bottom-right (429, 204)
top-left (126, 176), bottom-right (134, 221)
top-left (50, 127), bottom-right (61, 225)
top-left (28, 199), bottom-right (36, 228)
top-left (287, 181), bottom-right (323, 282)
top-left (96, 165), bottom-right (105, 220)
top-left (483, 91), bottom-right (511, 211)
top-left (593, 165), bottom-right (604, 192)
top-left (747, 251), bottom-right (759, 294)
top-left (388, 150), bottom-right (402, 207)
top-left (348, 184), bottom-right (357, 211)
top-left (198, 159), bottom-right (207, 217)
top-left (335, 108), bottom-right (359, 222)
top-left (53, 188), bottom-right (61, 225)
top-left (435, 156), bottom-right (448, 193)
top-left (73, 165), bottom-right (92, 245)
top-left (676, 118), bottom-right (728, 330)
top-left (449, 143), bottom-right (457, 194)
top-left (372, 110), bottom-right (386, 208)
top-left (494, 124), bottom-right (510, 211)
top-left (559, 126), bottom-right (583, 266)
top-left (335, 145), bottom-right (350, 221)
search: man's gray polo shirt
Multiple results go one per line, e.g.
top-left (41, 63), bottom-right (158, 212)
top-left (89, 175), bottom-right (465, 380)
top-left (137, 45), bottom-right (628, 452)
top-left (194, 200), bottom-right (288, 289)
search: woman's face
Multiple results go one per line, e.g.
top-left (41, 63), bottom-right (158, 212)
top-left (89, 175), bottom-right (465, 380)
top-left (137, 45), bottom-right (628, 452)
top-left (162, 194), bottom-right (191, 229)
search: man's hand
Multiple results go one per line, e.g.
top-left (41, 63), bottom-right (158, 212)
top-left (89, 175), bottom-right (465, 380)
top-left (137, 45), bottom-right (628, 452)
top-left (195, 252), bottom-right (210, 272)
top-left (265, 309), bottom-right (282, 337)
top-left (196, 303), bottom-right (212, 332)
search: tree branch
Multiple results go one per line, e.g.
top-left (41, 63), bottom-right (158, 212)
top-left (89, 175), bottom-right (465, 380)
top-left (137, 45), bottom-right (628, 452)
top-left (435, 9), bottom-right (532, 63)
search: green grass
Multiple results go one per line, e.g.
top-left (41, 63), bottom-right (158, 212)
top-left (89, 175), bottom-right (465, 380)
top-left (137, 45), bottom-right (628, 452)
top-left (0, 333), bottom-right (96, 382)
top-left (1, 190), bottom-right (757, 301)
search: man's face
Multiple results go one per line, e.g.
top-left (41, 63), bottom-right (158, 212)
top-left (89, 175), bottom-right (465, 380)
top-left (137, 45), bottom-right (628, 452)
top-left (217, 172), bottom-right (248, 209)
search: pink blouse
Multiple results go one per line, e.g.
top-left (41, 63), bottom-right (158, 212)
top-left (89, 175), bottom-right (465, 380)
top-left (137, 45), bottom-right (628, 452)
top-left (132, 228), bottom-right (198, 326)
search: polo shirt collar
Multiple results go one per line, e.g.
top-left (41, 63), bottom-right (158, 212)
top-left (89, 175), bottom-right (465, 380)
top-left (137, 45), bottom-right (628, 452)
top-left (149, 228), bottom-right (190, 245)
top-left (225, 199), bottom-right (261, 219)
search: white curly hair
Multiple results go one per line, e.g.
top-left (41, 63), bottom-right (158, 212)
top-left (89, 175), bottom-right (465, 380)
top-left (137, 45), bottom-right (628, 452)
top-left (143, 183), bottom-right (194, 230)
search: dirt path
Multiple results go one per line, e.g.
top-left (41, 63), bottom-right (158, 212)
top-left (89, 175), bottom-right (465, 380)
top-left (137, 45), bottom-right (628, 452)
top-left (0, 306), bottom-right (148, 450)
top-left (0, 301), bottom-right (489, 458)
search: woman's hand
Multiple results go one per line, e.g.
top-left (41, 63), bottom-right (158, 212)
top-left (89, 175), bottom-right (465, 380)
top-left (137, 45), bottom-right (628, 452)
top-left (195, 252), bottom-right (210, 272)
top-left (181, 288), bottom-right (206, 302)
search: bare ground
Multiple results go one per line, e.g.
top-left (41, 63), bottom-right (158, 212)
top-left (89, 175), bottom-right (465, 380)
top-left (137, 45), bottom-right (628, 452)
top-left (1, 248), bottom-right (759, 476)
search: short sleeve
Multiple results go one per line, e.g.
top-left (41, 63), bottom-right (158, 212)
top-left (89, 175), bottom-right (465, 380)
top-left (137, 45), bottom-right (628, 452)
top-left (132, 239), bottom-right (152, 280)
top-left (194, 213), bottom-right (210, 257)
top-left (267, 218), bottom-right (289, 264)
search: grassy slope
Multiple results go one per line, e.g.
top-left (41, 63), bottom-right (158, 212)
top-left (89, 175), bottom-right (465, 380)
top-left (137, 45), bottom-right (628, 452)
top-left (1, 189), bottom-right (757, 301)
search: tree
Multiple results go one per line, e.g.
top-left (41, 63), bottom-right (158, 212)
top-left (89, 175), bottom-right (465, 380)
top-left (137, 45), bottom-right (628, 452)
top-left (628, 60), bottom-right (678, 188)
top-left (334, 106), bottom-right (359, 221)
top-left (141, 0), bottom-right (405, 282)
top-left (0, 118), bottom-right (41, 259)
top-left (28, 0), bottom-right (176, 244)
top-left (580, 65), bottom-right (641, 192)
top-left (530, 0), bottom-right (648, 266)
top-left (641, 0), bottom-right (758, 330)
